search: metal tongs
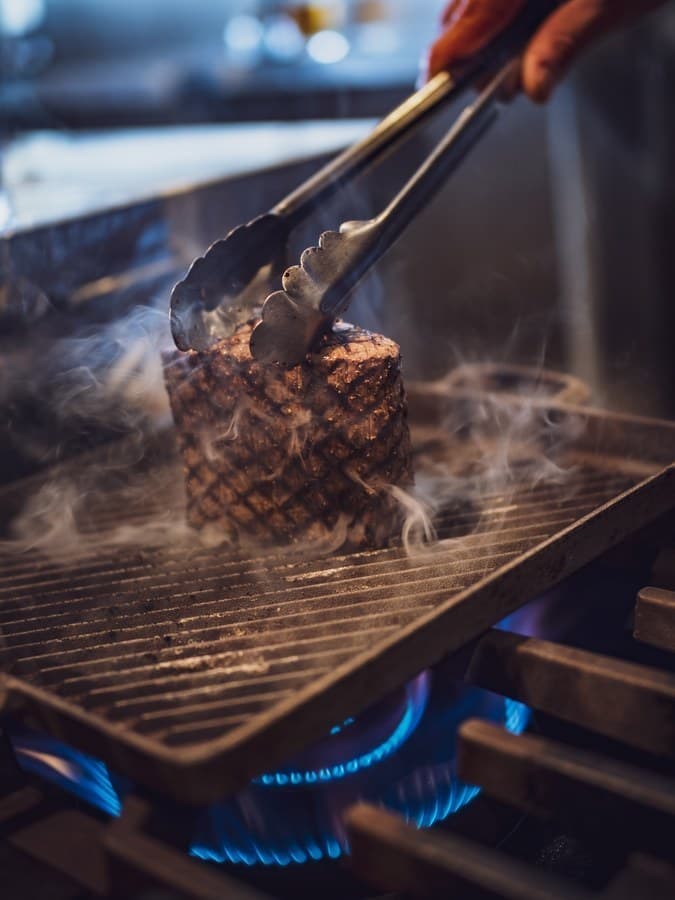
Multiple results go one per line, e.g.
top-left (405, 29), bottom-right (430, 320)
top-left (251, 61), bottom-right (517, 365)
top-left (170, 1), bottom-right (557, 362)
top-left (170, 71), bottom-right (471, 353)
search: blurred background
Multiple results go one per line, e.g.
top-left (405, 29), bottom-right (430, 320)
top-left (0, 0), bottom-right (673, 470)
top-left (0, 0), bottom-right (441, 224)
top-left (0, 0), bottom-right (434, 128)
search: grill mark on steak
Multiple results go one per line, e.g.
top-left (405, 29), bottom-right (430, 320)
top-left (164, 321), bottom-right (413, 551)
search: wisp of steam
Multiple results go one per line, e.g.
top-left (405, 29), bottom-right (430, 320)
top-left (389, 358), bottom-right (586, 559)
top-left (1, 303), bottom-right (194, 558)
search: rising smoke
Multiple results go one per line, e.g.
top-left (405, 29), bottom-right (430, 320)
top-left (1, 301), bottom-right (586, 563)
top-left (0, 303), bottom-right (192, 557)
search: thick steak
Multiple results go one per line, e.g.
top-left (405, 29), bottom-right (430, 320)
top-left (163, 321), bottom-right (412, 550)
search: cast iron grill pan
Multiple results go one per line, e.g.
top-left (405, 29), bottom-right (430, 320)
top-left (0, 387), bottom-right (673, 805)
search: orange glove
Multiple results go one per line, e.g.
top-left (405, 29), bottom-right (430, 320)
top-left (427, 0), bottom-right (666, 102)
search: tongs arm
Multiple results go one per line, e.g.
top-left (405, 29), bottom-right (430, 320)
top-left (272, 0), bottom-right (557, 227)
top-left (273, 70), bottom-right (458, 227)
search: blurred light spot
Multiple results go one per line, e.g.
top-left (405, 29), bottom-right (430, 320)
top-left (307, 29), bottom-right (349, 65)
top-left (356, 22), bottom-right (399, 55)
top-left (0, 0), bottom-right (44, 36)
top-left (224, 14), bottom-right (263, 54)
top-left (263, 15), bottom-right (304, 62)
top-left (0, 192), bottom-right (12, 231)
top-left (13, 733), bottom-right (122, 818)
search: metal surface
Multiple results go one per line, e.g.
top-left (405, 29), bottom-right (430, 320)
top-left (634, 587), bottom-right (675, 653)
top-left (457, 721), bottom-right (675, 856)
top-left (104, 798), bottom-right (270, 900)
top-left (251, 63), bottom-right (516, 366)
top-left (441, 363), bottom-right (591, 406)
top-left (448, 628), bottom-right (675, 757)
top-left (347, 554), bottom-right (675, 900)
top-left (346, 804), bottom-right (675, 900)
top-left (0, 396), bottom-right (674, 805)
top-left (606, 856), bottom-right (675, 900)
top-left (0, 782), bottom-right (269, 900)
top-left (346, 803), bottom-right (594, 900)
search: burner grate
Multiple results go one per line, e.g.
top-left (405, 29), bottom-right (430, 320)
top-left (346, 558), bottom-right (675, 900)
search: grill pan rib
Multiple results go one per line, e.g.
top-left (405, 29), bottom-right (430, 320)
top-left (0, 393), bottom-right (674, 805)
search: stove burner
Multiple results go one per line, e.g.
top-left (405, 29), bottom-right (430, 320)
top-left (9, 679), bottom-right (528, 868)
top-left (189, 691), bottom-right (527, 867)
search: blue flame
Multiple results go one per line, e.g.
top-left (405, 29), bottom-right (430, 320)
top-left (255, 676), bottom-right (429, 787)
top-left (330, 717), bottom-right (355, 736)
top-left (190, 696), bottom-right (530, 867)
top-left (9, 694), bottom-right (529, 869)
top-left (393, 697), bottom-right (529, 834)
top-left (10, 730), bottom-right (122, 818)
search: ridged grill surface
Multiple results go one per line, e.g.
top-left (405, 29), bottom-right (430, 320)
top-left (0, 459), bottom-right (639, 753)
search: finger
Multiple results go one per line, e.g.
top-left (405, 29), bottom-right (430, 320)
top-left (522, 0), bottom-right (612, 101)
top-left (427, 0), bottom-right (526, 79)
top-left (522, 0), bottom-right (663, 102)
top-left (499, 55), bottom-right (523, 101)
top-left (441, 0), bottom-right (465, 28)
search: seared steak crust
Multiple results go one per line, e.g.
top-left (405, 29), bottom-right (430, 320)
top-left (164, 321), bottom-right (412, 550)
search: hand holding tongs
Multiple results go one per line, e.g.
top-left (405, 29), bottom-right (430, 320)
top-left (170, 0), bottom-right (558, 360)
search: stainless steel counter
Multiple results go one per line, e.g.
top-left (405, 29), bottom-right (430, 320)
top-left (0, 120), bottom-right (372, 232)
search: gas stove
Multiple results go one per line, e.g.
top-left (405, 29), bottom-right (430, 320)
top-left (1, 144), bottom-right (674, 900)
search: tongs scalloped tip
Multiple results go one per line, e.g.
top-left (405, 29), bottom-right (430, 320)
top-left (249, 229), bottom-right (347, 367)
top-left (169, 213), bottom-right (288, 353)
